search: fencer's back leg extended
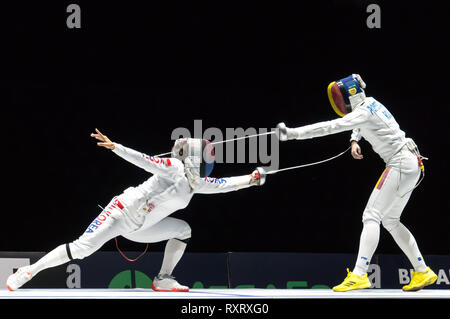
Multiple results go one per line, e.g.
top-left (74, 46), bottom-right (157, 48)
top-left (69, 203), bottom-right (139, 260)
top-left (27, 205), bottom-right (132, 277)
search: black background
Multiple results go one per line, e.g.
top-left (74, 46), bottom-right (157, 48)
top-left (2, 1), bottom-right (449, 257)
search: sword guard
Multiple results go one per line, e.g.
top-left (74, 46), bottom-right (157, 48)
top-left (256, 167), bottom-right (266, 186)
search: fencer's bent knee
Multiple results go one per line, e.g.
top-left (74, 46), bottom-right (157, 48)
top-left (176, 221), bottom-right (191, 241)
top-left (362, 219), bottom-right (380, 227)
top-left (363, 208), bottom-right (400, 232)
top-left (362, 208), bottom-right (381, 225)
top-left (382, 217), bottom-right (400, 232)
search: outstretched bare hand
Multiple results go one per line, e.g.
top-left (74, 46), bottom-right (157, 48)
top-left (351, 141), bottom-right (363, 160)
top-left (91, 128), bottom-right (115, 150)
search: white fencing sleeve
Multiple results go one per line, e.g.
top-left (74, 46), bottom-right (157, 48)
top-left (112, 143), bottom-right (180, 177)
top-left (194, 175), bottom-right (253, 194)
top-left (290, 107), bottom-right (370, 140)
top-left (350, 128), bottom-right (362, 143)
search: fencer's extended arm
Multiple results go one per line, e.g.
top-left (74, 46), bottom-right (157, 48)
top-left (112, 143), bottom-right (180, 177)
top-left (194, 175), bottom-right (255, 194)
top-left (282, 108), bottom-right (370, 140)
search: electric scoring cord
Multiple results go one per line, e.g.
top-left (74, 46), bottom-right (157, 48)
top-left (97, 204), bottom-right (149, 262)
top-left (140, 130), bottom-right (352, 176)
top-left (266, 146), bottom-right (352, 175)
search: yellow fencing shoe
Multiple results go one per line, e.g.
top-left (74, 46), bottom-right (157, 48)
top-left (402, 267), bottom-right (437, 292)
top-left (333, 268), bottom-right (371, 292)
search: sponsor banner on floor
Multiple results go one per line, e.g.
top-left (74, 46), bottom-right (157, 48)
top-left (1, 251), bottom-right (449, 289)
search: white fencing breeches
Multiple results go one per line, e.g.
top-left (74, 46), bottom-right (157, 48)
top-left (29, 198), bottom-right (191, 277)
top-left (123, 217), bottom-right (191, 243)
top-left (354, 147), bottom-right (427, 275)
top-left (69, 197), bottom-right (191, 260)
top-left (362, 148), bottom-right (421, 228)
top-left (124, 217), bottom-right (191, 276)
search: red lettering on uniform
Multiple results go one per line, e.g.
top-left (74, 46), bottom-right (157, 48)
top-left (142, 153), bottom-right (172, 166)
top-left (114, 199), bottom-right (124, 209)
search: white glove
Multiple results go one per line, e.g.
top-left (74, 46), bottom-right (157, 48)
top-left (353, 74), bottom-right (366, 89)
top-left (276, 122), bottom-right (298, 141)
top-left (249, 167), bottom-right (266, 186)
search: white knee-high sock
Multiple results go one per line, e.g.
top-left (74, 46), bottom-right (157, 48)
top-left (159, 239), bottom-right (187, 276)
top-left (29, 244), bottom-right (70, 276)
top-left (388, 222), bottom-right (427, 272)
top-left (353, 221), bottom-right (380, 276)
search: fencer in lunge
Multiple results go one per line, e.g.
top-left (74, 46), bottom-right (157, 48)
top-left (277, 74), bottom-right (437, 292)
top-left (7, 129), bottom-right (264, 291)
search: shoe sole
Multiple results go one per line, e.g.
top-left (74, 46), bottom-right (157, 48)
top-left (402, 275), bottom-right (438, 292)
top-left (333, 284), bottom-right (371, 292)
top-left (151, 283), bottom-right (189, 292)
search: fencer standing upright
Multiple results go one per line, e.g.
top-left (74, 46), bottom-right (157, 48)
top-left (277, 74), bottom-right (437, 292)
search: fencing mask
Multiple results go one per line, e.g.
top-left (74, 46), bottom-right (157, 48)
top-left (172, 138), bottom-right (215, 190)
top-left (327, 74), bottom-right (366, 117)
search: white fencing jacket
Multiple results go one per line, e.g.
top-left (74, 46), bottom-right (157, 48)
top-left (289, 97), bottom-right (412, 164)
top-left (111, 143), bottom-right (253, 225)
